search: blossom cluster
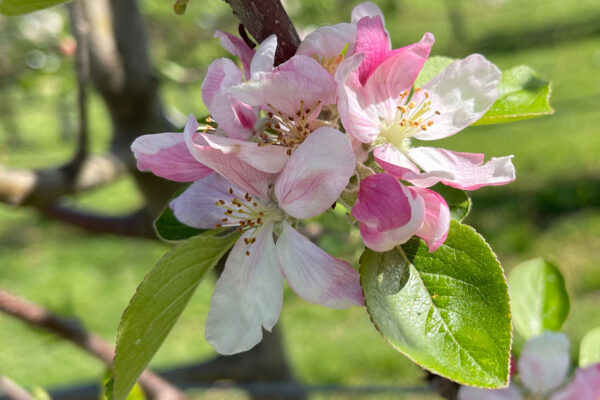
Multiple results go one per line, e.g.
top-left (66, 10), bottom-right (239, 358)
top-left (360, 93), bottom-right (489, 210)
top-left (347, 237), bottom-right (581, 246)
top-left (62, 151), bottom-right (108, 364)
top-left (458, 332), bottom-right (600, 400)
top-left (131, 2), bottom-right (515, 354)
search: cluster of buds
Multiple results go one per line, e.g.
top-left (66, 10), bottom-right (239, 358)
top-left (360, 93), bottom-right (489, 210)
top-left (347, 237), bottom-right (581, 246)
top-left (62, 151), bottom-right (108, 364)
top-left (131, 2), bottom-right (515, 355)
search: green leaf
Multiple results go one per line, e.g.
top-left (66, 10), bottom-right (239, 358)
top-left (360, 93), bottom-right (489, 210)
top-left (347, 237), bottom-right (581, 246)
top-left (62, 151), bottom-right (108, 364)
top-left (432, 184), bottom-right (471, 221)
top-left (579, 327), bottom-right (600, 367)
top-left (154, 204), bottom-right (206, 242)
top-left (360, 221), bottom-right (511, 388)
top-left (111, 229), bottom-right (240, 400)
top-left (0, 0), bottom-right (72, 15)
top-left (474, 66), bottom-right (554, 126)
top-left (508, 258), bottom-right (570, 339)
top-left (414, 56), bottom-right (454, 88)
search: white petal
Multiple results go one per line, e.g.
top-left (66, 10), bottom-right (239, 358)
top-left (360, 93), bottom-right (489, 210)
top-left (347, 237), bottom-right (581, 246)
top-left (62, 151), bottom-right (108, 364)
top-left (276, 221), bottom-right (364, 308)
top-left (414, 54), bottom-right (501, 140)
top-left (408, 146), bottom-right (515, 190)
top-left (458, 385), bottom-right (522, 400)
top-left (275, 127), bottom-right (355, 219)
top-left (184, 114), bottom-right (273, 199)
top-left (250, 34), bottom-right (277, 77)
top-left (205, 224), bottom-right (283, 355)
top-left (170, 174), bottom-right (241, 229)
top-left (351, 1), bottom-right (385, 25)
top-left (297, 23), bottom-right (356, 58)
top-left (200, 133), bottom-right (289, 173)
top-left (518, 332), bottom-right (571, 395)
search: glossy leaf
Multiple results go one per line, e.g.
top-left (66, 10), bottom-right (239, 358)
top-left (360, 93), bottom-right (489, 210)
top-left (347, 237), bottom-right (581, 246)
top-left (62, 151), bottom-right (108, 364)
top-left (173, 0), bottom-right (189, 15)
top-left (360, 221), bottom-right (511, 387)
top-left (0, 0), bottom-right (72, 15)
top-left (111, 229), bottom-right (240, 400)
top-left (474, 65), bottom-right (554, 125)
top-left (579, 327), bottom-right (600, 367)
top-left (154, 204), bottom-right (206, 242)
top-left (432, 184), bottom-right (471, 221)
top-left (508, 258), bottom-right (570, 339)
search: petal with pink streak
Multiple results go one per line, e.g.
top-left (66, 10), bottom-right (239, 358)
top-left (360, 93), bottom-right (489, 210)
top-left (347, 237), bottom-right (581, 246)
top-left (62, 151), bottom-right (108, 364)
top-left (413, 54), bottom-right (501, 141)
top-left (170, 173), bottom-right (241, 229)
top-left (201, 58), bottom-right (256, 140)
top-left (131, 132), bottom-right (212, 182)
top-left (214, 30), bottom-right (254, 80)
top-left (408, 187), bottom-right (450, 252)
top-left (550, 364), bottom-right (600, 400)
top-left (184, 114), bottom-right (272, 199)
top-left (408, 147), bottom-right (515, 190)
top-left (352, 173), bottom-right (425, 252)
top-left (200, 133), bottom-right (289, 173)
top-left (335, 53), bottom-right (381, 143)
top-left (351, 1), bottom-right (385, 25)
top-left (205, 223), bottom-right (283, 355)
top-left (518, 332), bottom-right (570, 395)
top-left (231, 55), bottom-right (337, 118)
top-left (374, 144), bottom-right (453, 188)
top-left (362, 32), bottom-right (434, 124)
top-left (457, 385), bottom-right (522, 400)
top-left (276, 221), bottom-right (364, 308)
top-left (354, 15), bottom-right (391, 85)
top-left (250, 34), bottom-right (277, 77)
top-left (296, 23), bottom-right (356, 58)
top-left (275, 127), bottom-right (355, 219)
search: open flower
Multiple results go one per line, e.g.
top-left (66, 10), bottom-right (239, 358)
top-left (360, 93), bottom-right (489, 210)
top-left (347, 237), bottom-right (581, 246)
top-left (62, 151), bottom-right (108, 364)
top-left (336, 16), bottom-right (515, 191)
top-left (458, 332), bottom-right (600, 400)
top-left (171, 123), bottom-right (363, 354)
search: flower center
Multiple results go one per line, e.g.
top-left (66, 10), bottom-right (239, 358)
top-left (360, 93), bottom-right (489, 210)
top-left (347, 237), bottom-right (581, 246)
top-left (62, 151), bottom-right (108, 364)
top-left (257, 100), bottom-right (322, 154)
top-left (379, 88), bottom-right (441, 153)
top-left (214, 188), bottom-right (286, 255)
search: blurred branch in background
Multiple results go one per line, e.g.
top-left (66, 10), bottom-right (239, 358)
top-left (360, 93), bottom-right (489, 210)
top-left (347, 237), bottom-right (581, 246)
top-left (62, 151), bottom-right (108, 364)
top-left (0, 376), bottom-right (34, 400)
top-left (0, 288), bottom-right (187, 400)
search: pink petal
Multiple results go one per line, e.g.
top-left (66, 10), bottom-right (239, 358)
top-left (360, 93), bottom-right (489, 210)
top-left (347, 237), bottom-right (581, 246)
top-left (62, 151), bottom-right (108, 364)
top-left (374, 144), bottom-right (453, 188)
top-left (205, 223), bottom-right (283, 355)
top-left (408, 147), bottom-right (516, 190)
top-left (352, 173), bottom-right (425, 252)
top-left (276, 221), bottom-right (364, 308)
top-left (362, 32), bottom-right (434, 124)
top-left (184, 114), bottom-right (273, 199)
top-left (413, 54), bottom-right (501, 141)
top-left (458, 385), bottom-right (522, 400)
top-left (354, 15), bottom-right (391, 85)
top-left (408, 187), bottom-right (450, 252)
top-left (296, 23), bottom-right (356, 58)
top-left (351, 2), bottom-right (385, 25)
top-left (214, 30), bottom-right (254, 80)
top-left (199, 133), bottom-right (289, 173)
top-left (131, 132), bottom-right (212, 182)
top-left (170, 173), bottom-right (240, 229)
top-left (250, 34), bottom-right (277, 77)
top-left (518, 332), bottom-right (571, 395)
top-left (275, 127), bottom-right (355, 219)
top-left (550, 364), bottom-right (600, 400)
top-left (201, 58), bottom-right (256, 140)
top-left (335, 53), bottom-right (381, 143)
top-left (231, 55), bottom-right (337, 118)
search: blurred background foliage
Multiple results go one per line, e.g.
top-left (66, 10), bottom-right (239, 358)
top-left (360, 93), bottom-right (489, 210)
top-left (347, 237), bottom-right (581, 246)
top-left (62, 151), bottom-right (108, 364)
top-left (0, 0), bottom-right (599, 397)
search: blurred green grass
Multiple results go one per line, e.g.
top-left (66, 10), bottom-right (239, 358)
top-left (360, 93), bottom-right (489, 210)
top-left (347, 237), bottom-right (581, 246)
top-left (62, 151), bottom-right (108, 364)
top-left (1, 0), bottom-right (599, 397)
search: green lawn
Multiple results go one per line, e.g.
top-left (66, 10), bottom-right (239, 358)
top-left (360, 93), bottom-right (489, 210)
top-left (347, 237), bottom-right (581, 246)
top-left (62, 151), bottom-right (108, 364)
top-left (1, 0), bottom-right (600, 397)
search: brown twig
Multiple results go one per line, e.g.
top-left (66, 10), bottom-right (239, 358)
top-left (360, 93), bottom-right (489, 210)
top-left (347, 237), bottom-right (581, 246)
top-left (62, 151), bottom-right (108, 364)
top-left (0, 288), bottom-right (187, 400)
top-left (0, 376), bottom-right (34, 400)
top-left (222, 0), bottom-right (300, 64)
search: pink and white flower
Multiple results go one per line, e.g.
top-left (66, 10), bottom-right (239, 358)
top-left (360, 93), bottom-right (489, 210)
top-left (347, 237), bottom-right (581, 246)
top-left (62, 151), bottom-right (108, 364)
top-left (458, 332), bottom-right (600, 400)
top-left (172, 123), bottom-right (363, 354)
